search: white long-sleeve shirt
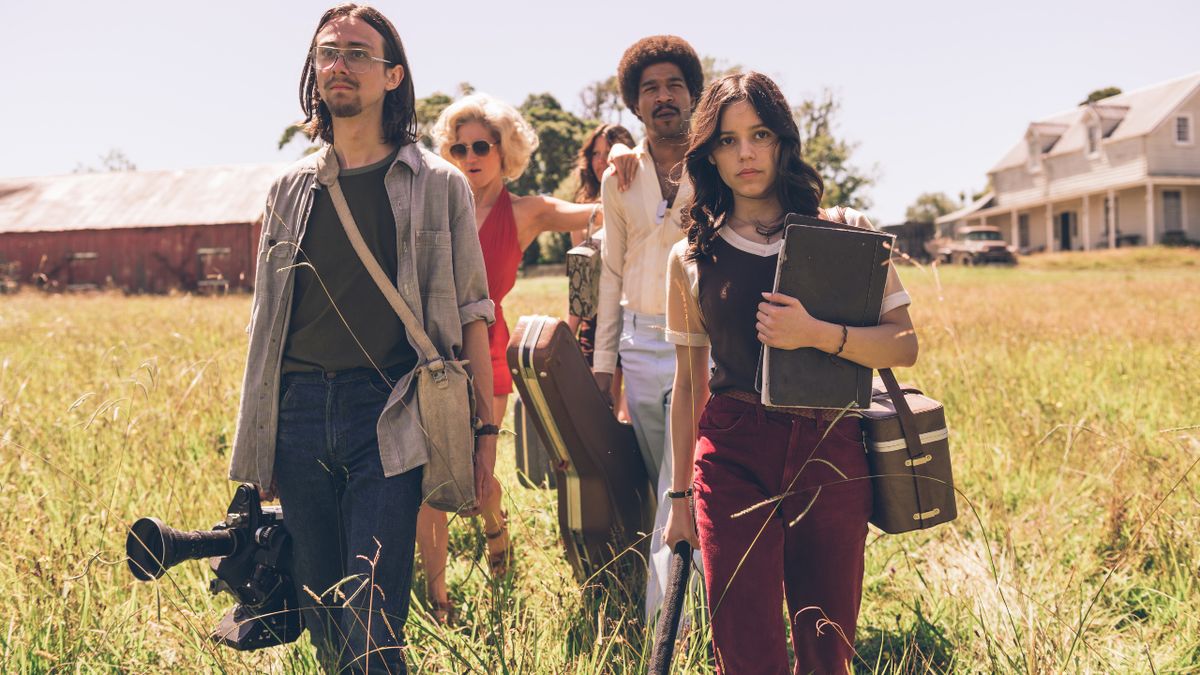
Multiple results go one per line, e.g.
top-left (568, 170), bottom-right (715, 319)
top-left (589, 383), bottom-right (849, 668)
top-left (593, 140), bottom-right (693, 373)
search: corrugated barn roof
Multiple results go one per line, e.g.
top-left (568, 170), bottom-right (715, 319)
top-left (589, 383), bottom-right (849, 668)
top-left (0, 163), bottom-right (287, 234)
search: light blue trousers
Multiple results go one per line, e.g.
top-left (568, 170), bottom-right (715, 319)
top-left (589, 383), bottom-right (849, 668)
top-left (619, 309), bottom-right (703, 623)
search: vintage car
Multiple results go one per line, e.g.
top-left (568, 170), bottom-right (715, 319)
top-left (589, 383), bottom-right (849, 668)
top-left (928, 226), bottom-right (1017, 265)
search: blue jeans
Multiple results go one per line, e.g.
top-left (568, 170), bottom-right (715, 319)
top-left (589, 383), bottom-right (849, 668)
top-left (274, 366), bottom-right (422, 674)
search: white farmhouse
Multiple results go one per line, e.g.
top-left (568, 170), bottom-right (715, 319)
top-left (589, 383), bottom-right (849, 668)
top-left (937, 72), bottom-right (1200, 252)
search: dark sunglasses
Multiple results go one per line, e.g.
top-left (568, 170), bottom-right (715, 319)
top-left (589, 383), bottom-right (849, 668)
top-left (449, 141), bottom-right (496, 160)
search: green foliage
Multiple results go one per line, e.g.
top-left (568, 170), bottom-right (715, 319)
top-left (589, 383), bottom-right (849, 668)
top-left (701, 55), bottom-right (743, 83)
top-left (1080, 86), bottom-right (1122, 105)
top-left (511, 93), bottom-right (592, 198)
top-left (905, 192), bottom-right (960, 224)
top-left (793, 89), bottom-right (876, 210)
top-left (510, 93), bottom-right (592, 266)
top-left (415, 91), bottom-right (454, 149)
top-left (578, 76), bottom-right (624, 123)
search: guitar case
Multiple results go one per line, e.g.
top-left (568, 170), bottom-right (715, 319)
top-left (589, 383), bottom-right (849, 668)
top-left (507, 315), bottom-right (655, 583)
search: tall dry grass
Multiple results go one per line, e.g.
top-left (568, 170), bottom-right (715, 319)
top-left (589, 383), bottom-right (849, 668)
top-left (0, 246), bottom-right (1197, 673)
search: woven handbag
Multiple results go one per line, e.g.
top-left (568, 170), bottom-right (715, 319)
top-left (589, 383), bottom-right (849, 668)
top-left (566, 217), bottom-right (603, 319)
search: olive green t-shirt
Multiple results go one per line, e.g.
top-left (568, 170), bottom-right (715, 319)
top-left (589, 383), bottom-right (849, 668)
top-left (282, 150), bottom-right (417, 375)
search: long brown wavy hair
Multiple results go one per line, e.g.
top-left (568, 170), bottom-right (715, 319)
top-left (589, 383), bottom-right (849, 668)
top-left (299, 4), bottom-right (418, 146)
top-left (573, 124), bottom-right (636, 203)
top-left (683, 72), bottom-right (823, 261)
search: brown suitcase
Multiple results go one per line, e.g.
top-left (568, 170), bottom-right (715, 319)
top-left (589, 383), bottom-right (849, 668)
top-left (507, 315), bottom-right (655, 583)
top-left (861, 370), bottom-right (956, 534)
top-left (512, 398), bottom-right (556, 489)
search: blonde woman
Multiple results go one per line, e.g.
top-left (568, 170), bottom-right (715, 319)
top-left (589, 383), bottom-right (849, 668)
top-left (419, 93), bottom-right (596, 621)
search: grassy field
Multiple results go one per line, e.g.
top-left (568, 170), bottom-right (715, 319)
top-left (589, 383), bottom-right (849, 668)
top-left (1, 247), bottom-right (1198, 673)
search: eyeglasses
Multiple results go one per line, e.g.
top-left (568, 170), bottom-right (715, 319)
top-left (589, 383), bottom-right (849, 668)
top-left (449, 141), bottom-right (497, 160)
top-left (312, 46), bottom-right (391, 73)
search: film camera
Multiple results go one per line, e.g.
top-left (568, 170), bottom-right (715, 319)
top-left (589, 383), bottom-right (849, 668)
top-left (125, 484), bottom-right (303, 650)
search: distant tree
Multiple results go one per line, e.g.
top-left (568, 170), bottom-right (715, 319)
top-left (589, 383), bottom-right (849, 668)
top-left (510, 93), bottom-right (592, 265)
top-left (701, 55), bottom-right (743, 83)
top-left (793, 89), bottom-right (875, 210)
top-left (905, 192), bottom-right (960, 223)
top-left (277, 122), bottom-right (319, 156)
top-left (415, 92), bottom-right (454, 148)
top-left (579, 75), bottom-right (624, 122)
top-left (512, 93), bottom-right (591, 197)
top-left (74, 149), bottom-right (137, 173)
top-left (1080, 86), bottom-right (1122, 105)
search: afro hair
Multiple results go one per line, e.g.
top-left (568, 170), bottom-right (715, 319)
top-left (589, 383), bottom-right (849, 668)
top-left (617, 35), bottom-right (704, 117)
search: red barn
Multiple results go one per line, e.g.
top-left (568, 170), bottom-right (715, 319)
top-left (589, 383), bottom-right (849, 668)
top-left (0, 164), bottom-right (284, 293)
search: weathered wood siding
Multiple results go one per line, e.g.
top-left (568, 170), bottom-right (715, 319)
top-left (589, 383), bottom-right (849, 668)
top-left (0, 221), bottom-right (262, 292)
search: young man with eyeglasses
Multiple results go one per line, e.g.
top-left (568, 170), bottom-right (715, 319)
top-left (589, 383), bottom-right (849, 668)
top-left (228, 4), bottom-right (496, 672)
top-left (592, 35), bottom-right (705, 622)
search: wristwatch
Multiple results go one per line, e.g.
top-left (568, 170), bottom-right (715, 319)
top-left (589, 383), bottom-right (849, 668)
top-left (474, 423), bottom-right (500, 438)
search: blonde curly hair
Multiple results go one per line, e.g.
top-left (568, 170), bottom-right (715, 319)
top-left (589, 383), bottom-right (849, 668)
top-left (432, 94), bottom-right (540, 181)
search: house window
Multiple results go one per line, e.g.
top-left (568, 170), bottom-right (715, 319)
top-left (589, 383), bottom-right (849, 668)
top-left (1086, 124), bottom-right (1101, 156)
top-left (1177, 115), bottom-right (1194, 145)
top-left (1018, 214), bottom-right (1030, 247)
top-left (1027, 136), bottom-right (1041, 172)
top-left (1164, 190), bottom-right (1183, 231)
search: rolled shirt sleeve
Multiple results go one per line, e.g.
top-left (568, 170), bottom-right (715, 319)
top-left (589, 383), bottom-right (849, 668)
top-left (593, 171), bottom-right (627, 373)
top-left (447, 171), bottom-right (496, 326)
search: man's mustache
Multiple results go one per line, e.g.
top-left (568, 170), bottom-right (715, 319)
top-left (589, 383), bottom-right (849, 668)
top-left (653, 104), bottom-right (680, 117)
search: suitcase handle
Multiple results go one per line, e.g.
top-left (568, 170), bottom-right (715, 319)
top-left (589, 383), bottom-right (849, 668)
top-left (877, 368), bottom-right (924, 461)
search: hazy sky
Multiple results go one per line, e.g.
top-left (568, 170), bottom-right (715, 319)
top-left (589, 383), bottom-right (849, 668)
top-left (6, 0), bottom-right (1197, 223)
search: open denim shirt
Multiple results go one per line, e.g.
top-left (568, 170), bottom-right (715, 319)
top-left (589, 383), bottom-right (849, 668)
top-left (228, 143), bottom-right (494, 487)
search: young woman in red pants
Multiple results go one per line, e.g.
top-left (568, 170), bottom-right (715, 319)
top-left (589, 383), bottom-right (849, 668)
top-left (663, 71), bottom-right (919, 674)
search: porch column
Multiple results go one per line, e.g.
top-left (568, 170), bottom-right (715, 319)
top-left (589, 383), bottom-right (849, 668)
top-left (1045, 202), bottom-right (1054, 252)
top-left (1082, 194), bottom-right (1091, 251)
top-left (1107, 189), bottom-right (1116, 249)
top-left (1145, 181), bottom-right (1155, 246)
top-left (1010, 209), bottom-right (1019, 247)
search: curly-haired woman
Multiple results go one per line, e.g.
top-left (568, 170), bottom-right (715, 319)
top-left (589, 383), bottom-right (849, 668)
top-left (419, 93), bottom-right (597, 621)
top-left (664, 72), bottom-right (918, 673)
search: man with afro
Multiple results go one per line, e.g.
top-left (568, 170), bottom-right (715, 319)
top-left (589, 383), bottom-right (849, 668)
top-left (593, 35), bottom-right (705, 623)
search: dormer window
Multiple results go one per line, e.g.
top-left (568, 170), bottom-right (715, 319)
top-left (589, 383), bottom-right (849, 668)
top-left (1086, 124), bottom-right (1101, 157)
top-left (1177, 114), bottom-right (1194, 145)
top-left (1027, 136), bottom-right (1041, 172)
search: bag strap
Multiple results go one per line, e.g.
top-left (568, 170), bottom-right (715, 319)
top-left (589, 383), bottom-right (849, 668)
top-left (878, 368), bottom-right (924, 460)
top-left (326, 178), bottom-right (444, 369)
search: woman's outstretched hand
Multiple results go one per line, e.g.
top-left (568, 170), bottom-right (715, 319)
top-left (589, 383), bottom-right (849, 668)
top-left (756, 292), bottom-right (825, 350)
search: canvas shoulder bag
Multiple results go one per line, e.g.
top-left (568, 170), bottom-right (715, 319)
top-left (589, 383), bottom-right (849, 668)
top-left (326, 179), bottom-right (478, 514)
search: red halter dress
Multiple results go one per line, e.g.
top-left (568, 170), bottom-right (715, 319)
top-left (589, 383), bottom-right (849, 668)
top-left (478, 189), bottom-right (522, 397)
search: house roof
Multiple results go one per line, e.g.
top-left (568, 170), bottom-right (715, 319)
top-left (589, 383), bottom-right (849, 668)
top-left (0, 163), bottom-right (286, 234)
top-left (935, 191), bottom-right (995, 225)
top-left (990, 71), bottom-right (1200, 172)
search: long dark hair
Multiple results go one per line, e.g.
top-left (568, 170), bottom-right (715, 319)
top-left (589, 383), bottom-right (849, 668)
top-left (573, 124), bottom-right (636, 203)
top-left (683, 72), bottom-right (823, 261)
top-left (299, 3), bottom-right (418, 146)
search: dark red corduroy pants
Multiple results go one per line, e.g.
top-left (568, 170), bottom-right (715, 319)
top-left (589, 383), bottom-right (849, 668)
top-left (693, 394), bottom-right (872, 675)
